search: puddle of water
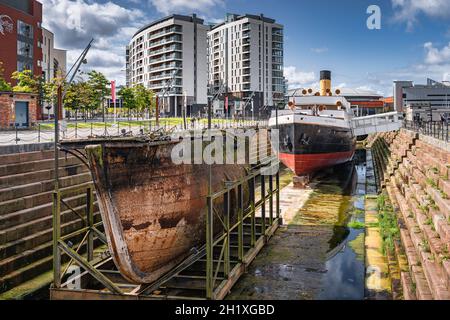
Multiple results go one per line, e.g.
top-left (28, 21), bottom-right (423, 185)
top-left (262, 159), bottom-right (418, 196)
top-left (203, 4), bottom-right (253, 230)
top-left (227, 149), bottom-right (368, 300)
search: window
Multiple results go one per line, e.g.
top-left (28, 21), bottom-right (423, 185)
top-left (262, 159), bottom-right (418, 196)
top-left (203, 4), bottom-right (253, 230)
top-left (17, 61), bottom-right (32, 72)
top-left (17, 20), bottom-right (33, 38)
top-left (17, 41), bottom-right (33, 58)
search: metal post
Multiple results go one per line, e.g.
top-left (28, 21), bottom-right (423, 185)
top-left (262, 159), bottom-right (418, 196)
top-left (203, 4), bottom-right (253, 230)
top-left (87, 187), bottom-right (94, 262)
top-left (52, 85), bottom-right (62, 288)
top-left (269, 174), bottom-right (273, 225)
top-left (237, 184), bottom-right (244, 262)
top-left (261, 174), bottom-right (266, 234)
top-left (206, 195), bottom-right (214, 299)
top-left (224, 191), bottom-right (230, 278)
top-left (276, 171), bottom-right (280, 219)
top-left (250, 176), bottom-right (256, 247)
top-left (208, 97), bottom-right (212, 130)
top-left (52, 191), bottom-right (61, 288)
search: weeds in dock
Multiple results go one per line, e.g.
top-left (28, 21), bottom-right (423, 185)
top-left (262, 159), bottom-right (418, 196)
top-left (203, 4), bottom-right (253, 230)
top-left (348, 220), bottom-right (365, 229)
top-left (377, 193), bottom-right (400, 256)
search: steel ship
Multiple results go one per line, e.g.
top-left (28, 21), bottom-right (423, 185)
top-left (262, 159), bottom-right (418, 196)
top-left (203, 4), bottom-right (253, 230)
top-left (83, 129), bottom-right (271, 284)
top-left (269, 70), bottom-right (356, 177)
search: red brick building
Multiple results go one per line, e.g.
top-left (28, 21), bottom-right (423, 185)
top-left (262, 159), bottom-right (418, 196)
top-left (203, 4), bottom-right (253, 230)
top-left (0, 0), bottom-right (43, 84)
top-left (0, 91), bottom-right (38, 129)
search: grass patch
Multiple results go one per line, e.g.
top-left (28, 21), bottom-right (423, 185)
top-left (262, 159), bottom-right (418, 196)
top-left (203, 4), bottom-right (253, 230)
top-left (348, 220), bottom-right (365, 229)
top-left (377, 193), bottom-right (400, 256)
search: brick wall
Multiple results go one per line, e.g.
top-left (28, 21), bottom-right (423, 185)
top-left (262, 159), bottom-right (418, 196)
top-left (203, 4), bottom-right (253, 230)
top-left (0, 91), bottom-right (38, 129)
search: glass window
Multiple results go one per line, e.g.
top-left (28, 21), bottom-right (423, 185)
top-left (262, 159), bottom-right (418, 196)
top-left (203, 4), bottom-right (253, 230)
top-left (17, 60), bottom-right (32, 72)
top-left (17, 41), bottom-right (33, 58)
top-left (17, 20), bottom-right (33, 38)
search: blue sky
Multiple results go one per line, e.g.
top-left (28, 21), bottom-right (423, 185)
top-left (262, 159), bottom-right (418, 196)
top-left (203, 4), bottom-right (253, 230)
top-left (40, 0), bottom-right (450, 96)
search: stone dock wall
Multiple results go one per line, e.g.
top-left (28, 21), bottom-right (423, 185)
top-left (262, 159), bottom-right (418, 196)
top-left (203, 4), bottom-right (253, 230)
top-left (369, 129), bottom-right (450, 300)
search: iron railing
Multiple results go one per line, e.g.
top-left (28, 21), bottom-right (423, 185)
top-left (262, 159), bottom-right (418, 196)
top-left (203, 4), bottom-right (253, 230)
top-left (403, 120), bottom-right (449, 142)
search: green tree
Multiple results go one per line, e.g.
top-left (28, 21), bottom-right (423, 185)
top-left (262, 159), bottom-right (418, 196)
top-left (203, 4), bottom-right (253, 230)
top-left (64, 81), bottom-right (98, 121)
top-left (133, 84), bottom-right (155, 119)
top-left (0, 61), bottom-right (12, 92)
top-left (118, 87), bottom-right (136, 120)
top-left (42, 71), bottom-right (65, 106)
top-left (11, 70), bottom-right (39, 93)
top-left (87, 70), bottom-right (110, 119)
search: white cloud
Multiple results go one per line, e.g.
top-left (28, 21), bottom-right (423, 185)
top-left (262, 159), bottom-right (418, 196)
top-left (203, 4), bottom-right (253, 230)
top-left (283, 66), bottom-right (316, 88)
top-left (40, 0), bottom-right (146, 84)
top-left (424, 42), bottom-right (450, 65)
top-left (392, 0), bottom-right (450, 30)
top-left (148, 0), bottom-right (224, 16)
top-left (310, 47), bottom-right (328, 54)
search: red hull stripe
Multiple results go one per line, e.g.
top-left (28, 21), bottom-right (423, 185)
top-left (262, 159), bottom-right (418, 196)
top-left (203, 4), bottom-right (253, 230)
top-left (279, 151), bottom-right (355, 176)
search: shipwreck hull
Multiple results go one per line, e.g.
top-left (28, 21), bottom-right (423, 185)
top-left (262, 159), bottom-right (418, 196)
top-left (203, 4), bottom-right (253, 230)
top-left (86, 139), bottom-right (251, 284)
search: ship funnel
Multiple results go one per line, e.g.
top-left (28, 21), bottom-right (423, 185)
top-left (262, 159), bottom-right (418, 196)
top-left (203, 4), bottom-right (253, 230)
top-left (320, 70), bottom-right (331, 96)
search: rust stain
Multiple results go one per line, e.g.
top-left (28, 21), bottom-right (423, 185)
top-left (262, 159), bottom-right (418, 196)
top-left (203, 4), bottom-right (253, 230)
top-left (122, 219), bottom-right (134, 231)
top-left (158, 216), bottom-right (183, 229)
top-left (133, 222), bottom-right (152, 230)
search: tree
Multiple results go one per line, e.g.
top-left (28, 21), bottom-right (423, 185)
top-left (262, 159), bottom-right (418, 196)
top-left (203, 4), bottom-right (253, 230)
top-left (118, 87), bottom-right (136, 120)
top-left (87, 70), bottom-right (110, 120)
top-left (0, 61), bottom-right (12, 92)
top-left (11, 69), bottom-right (39, 93)
top-left (133, 84), bottom-right (155, 119)
top-left (42, 71), bottom-right (65, 107)
top-left (64, 81), bottom-right (98, 121)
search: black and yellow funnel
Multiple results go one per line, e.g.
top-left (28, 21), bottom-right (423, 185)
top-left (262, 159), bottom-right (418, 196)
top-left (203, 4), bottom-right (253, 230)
top-left (320, 70), bottom-right (331, 96)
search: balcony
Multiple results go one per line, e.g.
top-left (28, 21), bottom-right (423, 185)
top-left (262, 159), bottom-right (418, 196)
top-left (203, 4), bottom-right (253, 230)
top-left (150, 62), bottom-right (182, 73)
top-left (148, 44), bottom-right (182, 57)
top-left (149, 53), bottom-right (182, 65)
top-left (149, 26), bottom-right (182, 40)
top-left (242, 31), bottom-right (250, 38)
top-left (272, 35), bottom-right (283, 43)
top-left (149, 35), bottom-right (182, 49)
top-left (242, 53), bottom-right (250, 61)
top-left (242, 76), bottom-right (250, 83)
top-left (242, 84), bottom-right (251, 91)
top-left (242, 23), bottom-right (250, 31)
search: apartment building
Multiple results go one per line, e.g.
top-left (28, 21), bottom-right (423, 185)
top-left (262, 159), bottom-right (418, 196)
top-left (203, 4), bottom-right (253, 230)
top-left (0, 0), bottom-right (43, 84)
top-left (126, 14), bottom-right (209, 116)
top-left (207, 14), bottom-right (284, 117)
top-left (41, 27), bottom-right (67, 119)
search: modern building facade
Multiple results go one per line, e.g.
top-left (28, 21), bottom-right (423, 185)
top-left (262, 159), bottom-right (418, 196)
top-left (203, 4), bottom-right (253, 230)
top-left (0, 0), bottom-right (43, 84)
top-left (126, 14), bottom-right (209, 116)
top-left (41, 27), bottom-right (67, 119)
top-left (396, 79), bottom-right (450, 121)
top-left (42, 28), bottom-right (66, 82)
top-left (207, 14), bottom-right (284, 117)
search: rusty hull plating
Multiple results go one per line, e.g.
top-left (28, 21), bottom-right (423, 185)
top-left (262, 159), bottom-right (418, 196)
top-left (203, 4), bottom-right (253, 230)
top-left (86, 137), bottom-right (250, 284)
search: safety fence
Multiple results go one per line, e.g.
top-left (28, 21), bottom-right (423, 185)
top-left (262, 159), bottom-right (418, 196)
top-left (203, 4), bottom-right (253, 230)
top-left (403, 120), bottom-right (449, 142)
top-left (0, 118), bottom-right (269, 146)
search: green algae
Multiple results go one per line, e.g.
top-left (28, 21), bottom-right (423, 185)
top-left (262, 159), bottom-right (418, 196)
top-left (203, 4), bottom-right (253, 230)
top-left (349, 233), bottom-right (365, 262)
